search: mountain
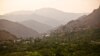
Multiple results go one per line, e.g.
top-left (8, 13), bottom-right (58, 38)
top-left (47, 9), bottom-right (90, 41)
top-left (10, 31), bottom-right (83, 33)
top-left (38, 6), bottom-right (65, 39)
top-left (34, 8), bottom-right (85, 24)
top-left (3, 11), bottom-right (61, 27)
top-left (0, 19), bottom-right (39, 38)
top-left (0, 30), bottom-right (17, 41)
top-left (20, 20), bottom-right (53, 33)
top-left (2, 11), bottom-right (34, 22)
top-left (55, 6), bottom-right (100, 33)
top-left (2, 8), bottom-right (85, 27)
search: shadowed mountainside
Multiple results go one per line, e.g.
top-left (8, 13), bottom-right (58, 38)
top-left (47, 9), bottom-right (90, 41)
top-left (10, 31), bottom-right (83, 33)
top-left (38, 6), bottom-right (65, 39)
top-left (0, 19), bottom-right (39, 38)
top-left (0, 30), bottom-right (17, 41)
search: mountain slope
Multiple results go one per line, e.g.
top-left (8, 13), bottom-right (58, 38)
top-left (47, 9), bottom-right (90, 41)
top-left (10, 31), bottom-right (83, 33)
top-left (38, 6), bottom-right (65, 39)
top-left (3, 8), bottom-right (85, 27)
top-left (3, 11), bottom-right (61, 27)
top-left (0, 19), bottom-right (39, 38)
top-left (56, 6), bottom-right (100, 33)
top-left (20, 20), bottom-right (53, 33)
top-left (0, 30), bottom-right (17, 41)
top-left (34, 8), bottom-right (85, 24)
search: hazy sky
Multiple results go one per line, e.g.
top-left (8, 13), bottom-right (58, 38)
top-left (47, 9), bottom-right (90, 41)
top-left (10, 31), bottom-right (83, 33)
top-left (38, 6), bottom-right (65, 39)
top-left (0, 0), bottom-right (100, 15)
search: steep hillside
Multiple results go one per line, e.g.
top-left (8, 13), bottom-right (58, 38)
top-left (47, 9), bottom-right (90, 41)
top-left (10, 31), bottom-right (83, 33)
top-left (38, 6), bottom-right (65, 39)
top-left (56, 6), bottom-right (100, 33)
top-left (0, 19), bottom-right (39, 38)
top-left (0, 30), bottom-right (17, 41)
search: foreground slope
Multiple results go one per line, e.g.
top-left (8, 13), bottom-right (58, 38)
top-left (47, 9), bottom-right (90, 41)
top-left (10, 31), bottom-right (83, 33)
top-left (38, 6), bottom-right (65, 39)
top-left (0, 30), bottom-right (17, 41)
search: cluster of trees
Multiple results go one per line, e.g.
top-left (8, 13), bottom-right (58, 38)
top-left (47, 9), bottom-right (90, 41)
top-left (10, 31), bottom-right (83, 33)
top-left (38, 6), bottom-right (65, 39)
top-left (0, 29), bottom-right (100, 56)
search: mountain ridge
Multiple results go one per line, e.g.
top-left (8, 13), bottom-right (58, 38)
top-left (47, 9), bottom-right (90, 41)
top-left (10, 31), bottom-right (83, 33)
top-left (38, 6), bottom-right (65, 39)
top-left (55, 6), bottom-right (100, 33)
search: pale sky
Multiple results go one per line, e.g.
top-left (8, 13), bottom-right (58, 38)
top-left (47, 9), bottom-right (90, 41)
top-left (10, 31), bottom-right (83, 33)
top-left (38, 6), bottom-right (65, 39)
top-left (0, 0), bottom-right (100, 15)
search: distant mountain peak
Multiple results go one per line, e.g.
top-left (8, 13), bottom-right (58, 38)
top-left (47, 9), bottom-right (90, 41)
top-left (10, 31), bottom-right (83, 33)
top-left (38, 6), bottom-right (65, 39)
top-left (34, 8), bottom-right (85, 24)
top-left (2, 8), bottom-right (85, 30)
top-left (34, 8), bottom-right (65, 13)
